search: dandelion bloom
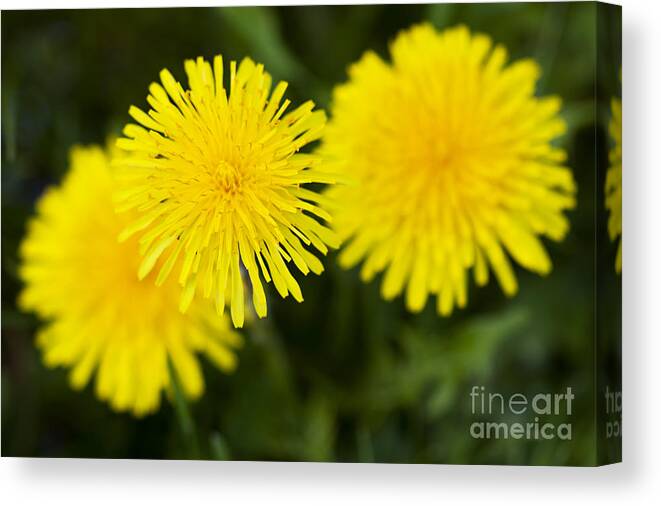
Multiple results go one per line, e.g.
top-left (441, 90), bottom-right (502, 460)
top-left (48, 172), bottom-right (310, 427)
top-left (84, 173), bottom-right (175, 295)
top-left (321, 24), bottom-right (576, 316)
top-left (115, 56), bottom-right (338, 328)
top-left (605, 97), bottom-right (622, 273)
top-left (19, 145), bottom-right (241, 416)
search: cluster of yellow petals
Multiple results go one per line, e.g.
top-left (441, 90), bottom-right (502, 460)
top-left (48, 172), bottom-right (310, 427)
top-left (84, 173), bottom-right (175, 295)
top-left (605, 97), bottom-right (622, 273)
top-left (115, 56), bottom-right (338, 328)
top-left (321, 24), bottom-right (576, 315)
top-left (19, 145), bottom-right (241, 416)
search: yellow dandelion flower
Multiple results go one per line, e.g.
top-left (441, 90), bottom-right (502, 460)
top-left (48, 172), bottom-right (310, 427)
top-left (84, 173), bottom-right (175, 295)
top-left (115, 55), bottom-right (338, 329)
top-left (19, 145), bottom-right (242, 417)
top-left (321, 24), bottom-right (576, 316)
top-left (605, 97), bottom-right (622, 273)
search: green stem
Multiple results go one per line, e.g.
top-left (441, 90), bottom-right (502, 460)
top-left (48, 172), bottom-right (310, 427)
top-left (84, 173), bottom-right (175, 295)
top-left (356, 425), bottom-right (374, 463)
top-left (209, 432), bottom-right (230, 461)
top-left (167, 359), bottom-right (200, 459)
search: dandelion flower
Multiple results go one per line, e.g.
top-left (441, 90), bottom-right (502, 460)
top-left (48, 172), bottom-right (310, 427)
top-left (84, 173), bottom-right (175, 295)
top-left (321, 24), bottom-right (576, 316)
top-left (19, 145), bottom-right (242, 416)
top-left (115, 56), bottom-right (338, 328)
top-left (605, 97), bottom-right (622, 273)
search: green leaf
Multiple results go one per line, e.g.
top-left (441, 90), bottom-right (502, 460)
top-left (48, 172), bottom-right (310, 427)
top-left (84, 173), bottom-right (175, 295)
top-left (216, 7), bottom-right (307, 83)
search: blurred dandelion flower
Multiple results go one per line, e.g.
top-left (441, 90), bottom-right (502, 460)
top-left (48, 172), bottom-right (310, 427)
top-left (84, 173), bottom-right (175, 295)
top-left (321, 24), bottom-right (576, 316)
top-left (605, 97), bottom-right (622, 273)
top-left (115, 56), bottom-right (338, 328)
top-left (19, 145), bottom-right (242, 417)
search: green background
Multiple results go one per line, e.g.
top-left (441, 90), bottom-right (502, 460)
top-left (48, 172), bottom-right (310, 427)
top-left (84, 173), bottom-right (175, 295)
top-left (1, 2), bottom-right (621, 464)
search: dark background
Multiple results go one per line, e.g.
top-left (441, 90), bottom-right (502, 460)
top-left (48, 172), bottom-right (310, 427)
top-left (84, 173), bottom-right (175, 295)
top-left (2, 3), bottom-right (621, 464)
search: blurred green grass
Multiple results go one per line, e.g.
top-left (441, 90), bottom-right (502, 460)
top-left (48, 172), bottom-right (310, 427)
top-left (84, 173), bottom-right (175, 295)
top-left (1, 3), bottom-right (620, 464)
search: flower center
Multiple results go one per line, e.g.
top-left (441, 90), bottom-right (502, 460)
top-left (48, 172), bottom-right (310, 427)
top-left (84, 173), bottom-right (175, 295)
top-left (214, 160), bottom-right (244, 196)
top-left (416, 135), bottom-right (467, 191)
